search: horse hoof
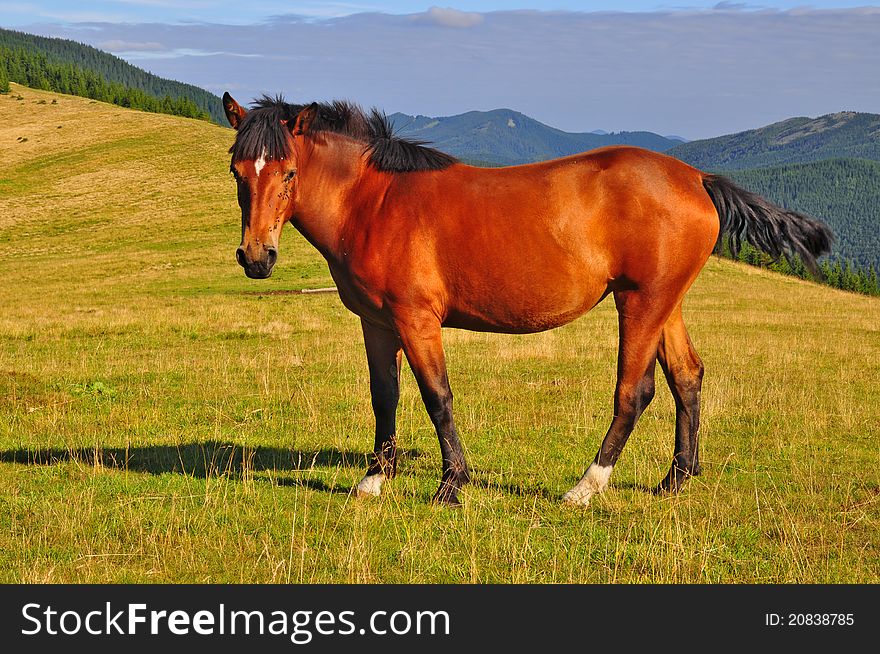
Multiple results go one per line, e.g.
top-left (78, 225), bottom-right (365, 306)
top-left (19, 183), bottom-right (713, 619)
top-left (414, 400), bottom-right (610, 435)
top-left (563, 463), bottom-right (611, 507)
top-left (356, 473), bottom-right (384, 498)
top-left (562, 488), bottom-right (593, 507)
top-left (431, 487), bottom-right (463, 507)
top-left (656, 463), bottom-right (696, 495)
top-left (655, 476), bottom-right (687, 495)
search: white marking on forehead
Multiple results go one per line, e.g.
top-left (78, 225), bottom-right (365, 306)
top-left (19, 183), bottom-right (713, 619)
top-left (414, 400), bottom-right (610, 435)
top-left (254, 146), bottom-right (267, 177)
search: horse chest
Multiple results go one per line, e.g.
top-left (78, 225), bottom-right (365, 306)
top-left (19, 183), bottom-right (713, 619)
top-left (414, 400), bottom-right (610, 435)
top-left (327, 263), bottom-right (390, 326)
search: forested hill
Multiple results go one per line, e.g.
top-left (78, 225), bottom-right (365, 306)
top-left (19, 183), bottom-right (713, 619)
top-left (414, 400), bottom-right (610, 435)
top-left (667, 111), bottom-right (880, 170)
top-left (389, 109), bottom-right (684, 166)
top-left (0, 28), bottom-right (224, 124)
top-left (722, 158), bottom-right (880, 270)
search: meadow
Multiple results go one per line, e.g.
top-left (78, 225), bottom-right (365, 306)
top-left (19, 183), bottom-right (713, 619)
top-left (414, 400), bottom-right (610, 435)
top-left (1, 84), bottom-right (878, 583)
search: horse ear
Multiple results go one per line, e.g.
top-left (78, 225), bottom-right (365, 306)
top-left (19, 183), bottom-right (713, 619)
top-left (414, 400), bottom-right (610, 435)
top-left (293, 102), bottom-right (319, 136)
top-left (223, 92), bottom-right (247, 129)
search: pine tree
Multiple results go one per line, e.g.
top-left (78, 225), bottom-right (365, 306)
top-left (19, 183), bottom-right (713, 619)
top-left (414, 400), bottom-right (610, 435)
top-left (820, 261), bottom-right (833, 285)
top-left (791, 255), bottom-right (808, 280)
top-left (842, 260), bottom-right (857, 292)
top-left (771, 256), bottom-right (792, 275)
top-left (830, 261), bottom-right (844, 289)
top-left (869, 266), bottom-right (879, 296)
top-left (0, 60), bottom-right (9, 93)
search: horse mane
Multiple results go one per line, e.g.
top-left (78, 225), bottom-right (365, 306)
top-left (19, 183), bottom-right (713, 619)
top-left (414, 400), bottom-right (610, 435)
top-left (229, 95), bottom-right (458, 173)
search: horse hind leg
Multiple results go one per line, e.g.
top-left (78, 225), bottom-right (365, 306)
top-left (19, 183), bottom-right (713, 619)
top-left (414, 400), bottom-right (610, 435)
top-left (563, 289), bottom-right (665, 506)
top-left (656, 304), bottom-right (704, 493)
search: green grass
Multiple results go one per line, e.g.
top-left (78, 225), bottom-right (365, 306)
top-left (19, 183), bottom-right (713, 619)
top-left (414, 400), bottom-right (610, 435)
top-left (1, 84), bottom-right (878, 583)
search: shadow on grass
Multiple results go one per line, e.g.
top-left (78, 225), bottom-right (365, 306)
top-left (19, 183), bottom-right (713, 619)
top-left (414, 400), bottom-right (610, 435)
top-left (0, 441), bottom-right (422, 494)
top-left (272, 476), bottom-right (357, 495)
top-left (469, 475), bottom-right (658, 500)
top-left (469, 475), bottom-right (559, 501)
top-left (615, 480), bottom-right (657, 494)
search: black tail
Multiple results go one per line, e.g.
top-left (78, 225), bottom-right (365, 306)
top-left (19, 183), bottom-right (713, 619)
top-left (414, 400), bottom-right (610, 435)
top-left (702, 174), bottom-right (833, 276)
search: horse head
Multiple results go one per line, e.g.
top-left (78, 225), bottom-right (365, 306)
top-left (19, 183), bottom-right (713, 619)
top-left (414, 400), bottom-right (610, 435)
top-left (224, 92), bottom-right (318, 278)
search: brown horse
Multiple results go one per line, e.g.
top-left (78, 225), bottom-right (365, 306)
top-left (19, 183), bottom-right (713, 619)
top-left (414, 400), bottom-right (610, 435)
top-left (222, 93), bottom-right (832, 506)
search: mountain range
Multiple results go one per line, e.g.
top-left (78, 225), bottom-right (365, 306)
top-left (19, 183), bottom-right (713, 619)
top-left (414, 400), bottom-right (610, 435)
top-left (667, 112), bottom-right (880, 170)
top-left (389, 109), bottom-right (684, 166)
top-left (389, 107), bottom-right (880, 173)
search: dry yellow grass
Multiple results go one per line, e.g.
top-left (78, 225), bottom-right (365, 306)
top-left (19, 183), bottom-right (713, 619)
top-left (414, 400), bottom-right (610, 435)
top-left (0, 84), bottom-right (878, 583)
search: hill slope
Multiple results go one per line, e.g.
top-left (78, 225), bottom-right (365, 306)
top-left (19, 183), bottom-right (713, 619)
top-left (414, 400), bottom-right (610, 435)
top-left (0, 86), bottom-right (877, 584)
top-left (0, 28), bottom-right (224, 123)
top-left (724, 158), bottom-right (880, 270)
top-left (667, 111), bottom-right (880, 170)
top-left (389, 109), bottom-right (682, 166)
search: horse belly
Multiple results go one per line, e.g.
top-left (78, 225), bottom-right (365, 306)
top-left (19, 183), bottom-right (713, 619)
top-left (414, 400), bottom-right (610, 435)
top-left (443, 271), bottom-right (608, 334)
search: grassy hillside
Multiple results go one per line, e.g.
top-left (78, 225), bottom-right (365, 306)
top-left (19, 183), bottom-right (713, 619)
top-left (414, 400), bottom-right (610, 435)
top-left (724, 158), bottom-right (880, 270)
top-left (0, 28), bottom-right (224, 124)
top-left (389, 109), bottom-right (681, 166)
top-left (667, 111), bottom-right (880, 170)
top-left (1, 84), bottom-right (878, 583)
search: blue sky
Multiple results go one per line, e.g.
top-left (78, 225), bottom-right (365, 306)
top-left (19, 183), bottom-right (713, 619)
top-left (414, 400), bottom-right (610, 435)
top-left (2, 2), bottom-right (879, 138)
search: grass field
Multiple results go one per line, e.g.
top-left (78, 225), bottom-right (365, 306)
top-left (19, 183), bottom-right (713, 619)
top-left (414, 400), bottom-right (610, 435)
top-left (1, 84), bottom-right (878, 583)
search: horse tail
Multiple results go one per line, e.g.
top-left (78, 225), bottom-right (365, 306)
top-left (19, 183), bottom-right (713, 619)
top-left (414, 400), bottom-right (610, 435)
top-left (702, 174), bottom-right (833, 276)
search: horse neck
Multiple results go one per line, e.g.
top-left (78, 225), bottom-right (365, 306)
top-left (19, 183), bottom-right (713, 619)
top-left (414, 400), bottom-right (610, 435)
top-left (292, 134), bottom-right (381, 261)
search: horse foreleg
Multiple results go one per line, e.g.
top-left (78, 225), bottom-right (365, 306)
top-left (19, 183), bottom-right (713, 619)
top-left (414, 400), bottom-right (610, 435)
top-left (656, 304), bottom-right (704, 493)
top-left (356, 319), bottom-right (402, 498)
top-left (394, 312), bottom-right (469, 506)
top-left (563, 290), bottom-right (667, 506)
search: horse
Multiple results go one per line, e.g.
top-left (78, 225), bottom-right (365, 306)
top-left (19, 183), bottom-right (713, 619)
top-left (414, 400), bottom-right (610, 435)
top-left (221, 92), bottom-right (832, 507)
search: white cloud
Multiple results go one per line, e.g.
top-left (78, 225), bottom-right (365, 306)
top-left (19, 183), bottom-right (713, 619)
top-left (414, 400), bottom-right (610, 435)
top-left (117, 48), bottom-right (263, 59)
top-left (99, 39), bottom-right (165, 51)
top-left (412, 6), bottom-right (484, 28)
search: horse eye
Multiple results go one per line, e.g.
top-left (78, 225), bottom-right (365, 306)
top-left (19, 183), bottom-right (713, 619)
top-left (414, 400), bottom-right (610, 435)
top-left (284, 171), bottom-right (297, 183)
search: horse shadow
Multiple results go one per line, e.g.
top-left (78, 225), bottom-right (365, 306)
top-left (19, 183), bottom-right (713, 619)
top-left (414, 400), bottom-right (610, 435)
top-left (470, 475), bottom-right (655, 500)
top-left (0, 441), bottom-right (421, 495)
top-left (2, 443), bottom-right (655, 499)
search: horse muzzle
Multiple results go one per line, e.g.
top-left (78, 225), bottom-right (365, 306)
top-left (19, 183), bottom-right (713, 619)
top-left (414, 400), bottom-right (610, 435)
top-left (236, 245), bottom-right (277, 279)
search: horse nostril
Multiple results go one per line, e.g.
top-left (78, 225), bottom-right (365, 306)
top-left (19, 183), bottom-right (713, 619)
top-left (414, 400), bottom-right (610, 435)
top-left (266, 247), bottom-right (278, 267)
top-left (236, 247), bottom-right (247, 268)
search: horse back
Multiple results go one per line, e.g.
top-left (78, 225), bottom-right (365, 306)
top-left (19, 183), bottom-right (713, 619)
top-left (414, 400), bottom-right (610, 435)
top-left (342, 146), bottom-right (720, 333)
